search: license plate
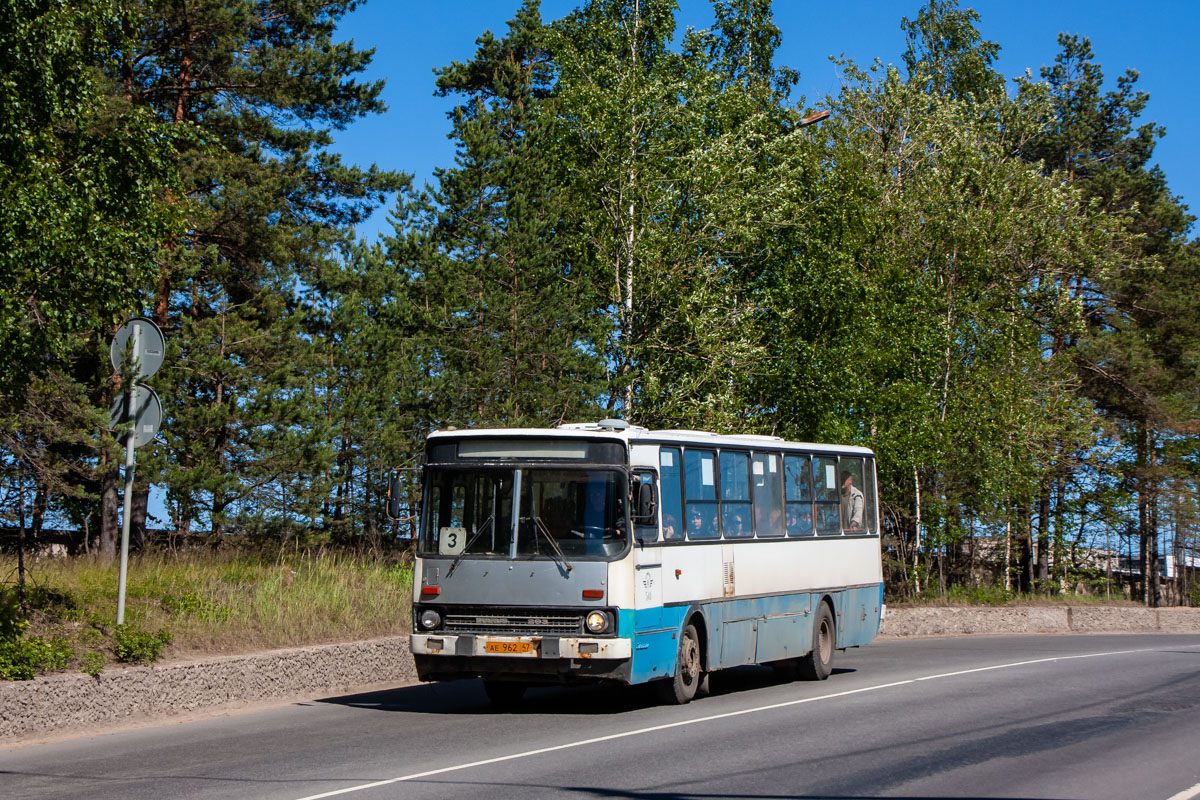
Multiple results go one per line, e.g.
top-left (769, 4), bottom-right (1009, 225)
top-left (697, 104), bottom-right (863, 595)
top-left (485, 641), bottom-right (533, 654)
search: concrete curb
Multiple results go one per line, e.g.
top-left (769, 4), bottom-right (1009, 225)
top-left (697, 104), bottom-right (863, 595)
top-left (4, 606), bottom-right (1200, 743)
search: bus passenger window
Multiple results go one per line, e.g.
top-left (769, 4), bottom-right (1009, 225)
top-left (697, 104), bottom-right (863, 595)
top-left (784, 454), bottom-right (814, 537)
top-left (839, 458), bottom-right (866, 533)
top-left (814, 456), bottom-right (841, 536)
top-left (683, 449), bottom-right (718, 540)
top-left (753, 453), bottom-right (784, 538)
top-left (660, 448), bottom-right (684, 541)
top-left (720, 451), bottom-right (752, 538)
top-left (864, 458), bottom-right (878, 533)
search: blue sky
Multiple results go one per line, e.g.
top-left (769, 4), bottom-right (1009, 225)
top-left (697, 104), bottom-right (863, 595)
top-left (332, 1), bottom-right (1197, 241)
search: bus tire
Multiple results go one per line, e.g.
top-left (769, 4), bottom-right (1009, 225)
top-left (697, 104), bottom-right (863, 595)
top-left (798, 603), bottom-right (835, 681)
top-left (658, 622), bottom-right (703, 705)
top-left (483, 680), bottom-right (527, 708)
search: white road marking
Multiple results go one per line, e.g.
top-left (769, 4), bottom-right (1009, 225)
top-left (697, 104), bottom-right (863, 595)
top-left (1167, 781), bottom-right (1200, 800)
top-left (292, 643), bottom-right (1200, 800)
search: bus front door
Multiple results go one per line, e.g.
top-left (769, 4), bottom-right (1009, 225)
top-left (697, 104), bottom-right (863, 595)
top-left (632, 471), bottom-right (674, 683)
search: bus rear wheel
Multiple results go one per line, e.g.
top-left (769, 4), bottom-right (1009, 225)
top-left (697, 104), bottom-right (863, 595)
top-left (483, 680), bottom-right (527, 708)
top-left (658, 622), bottom-right (703, 705)
top-left (798, 603), bottom-right (835, 681)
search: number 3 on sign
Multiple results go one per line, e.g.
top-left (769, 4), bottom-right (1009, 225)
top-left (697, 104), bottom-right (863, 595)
top-left (439, 527), bottom-right (466, 556)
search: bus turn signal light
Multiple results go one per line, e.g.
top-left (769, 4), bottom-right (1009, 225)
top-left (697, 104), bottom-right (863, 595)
top-left (582, 589), bottom-right (604, 599)
top-left (421, 586), bottom-right (440, 597)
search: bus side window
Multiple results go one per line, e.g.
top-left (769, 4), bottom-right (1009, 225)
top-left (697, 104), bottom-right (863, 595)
top-left (784, 454), bottom-right (813, 537)
top-left (865, 458), bottom-right (878, 533)
top-left (838, 457), bottom-right (866, 533)
top-left (753, 452), bottom-right (784, 538)
top-left (683, 449), bottom-right (719, 540)
top-left (814, 456), bottom-right (841, 536)
top-left (660, 448), bottom-right (684, 541)
top-left (720, 451), bottom-right (752, 538)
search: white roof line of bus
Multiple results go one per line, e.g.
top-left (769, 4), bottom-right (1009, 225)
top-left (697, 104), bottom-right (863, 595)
top-left (426, 427), bottom-right (874, 454)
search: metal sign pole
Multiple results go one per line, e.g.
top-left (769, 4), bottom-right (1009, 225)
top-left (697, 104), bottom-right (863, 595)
top-left (116, 428), bottom-right (135, 624)
top-left (115, 323), bottom-right (140, 626)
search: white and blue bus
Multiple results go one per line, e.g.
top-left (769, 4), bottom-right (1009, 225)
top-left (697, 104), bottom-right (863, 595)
top-left (407, 420), bottom-right (884, 705)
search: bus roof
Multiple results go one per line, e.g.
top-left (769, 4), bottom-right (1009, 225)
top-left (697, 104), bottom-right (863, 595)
top-left (427, 423), bottom-right (875, 456)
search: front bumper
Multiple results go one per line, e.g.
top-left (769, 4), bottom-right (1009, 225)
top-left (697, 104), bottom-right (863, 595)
top-left (411, 633), bottom-right (634, 684)
top-left (411, 633), bottom-right (632, 660)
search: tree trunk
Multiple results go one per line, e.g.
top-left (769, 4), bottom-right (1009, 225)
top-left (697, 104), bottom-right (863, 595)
top-left (1004, 518), bottom-right (1012, 592)
top-left (132, 485), bottom-right (150, 549)
top-left (99, 449), bottom-right (120, 562)
top-left (17, 471), bottom-right (28, 611)
top-left (1148, 430), bottom-right (1162, 607)
top-left (912, 464), bottom-right (922, 595)
top-left (1015, 505), bottom-right (1033, 594)
top-left (1054, 473), bottom-right (1066, 591)
top-left (1137, 421), bottom-right (1152, 606)
top-left (968, 513), bottom-right (977, 587)
top-left (1036, 479), bottom-right (1051, 591)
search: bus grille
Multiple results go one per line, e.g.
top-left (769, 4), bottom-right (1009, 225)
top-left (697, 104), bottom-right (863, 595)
top-left (442, 609), bottom-right (584, 636)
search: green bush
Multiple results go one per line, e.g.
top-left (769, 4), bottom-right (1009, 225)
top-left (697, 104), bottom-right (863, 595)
top-left (0, 635), bottom-right (73, 680)
top-left (944, 584), bottom-right (1014, 606)
top-left (0, 588), bottom-right (28, 641)
top-left (81, 651), bottom-right (105, 677)
top-left (113, 624), bottom-right (173, 664)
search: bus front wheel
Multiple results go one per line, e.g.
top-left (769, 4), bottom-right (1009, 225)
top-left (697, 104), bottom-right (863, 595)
top-left (658, 622), bottom-right (703, 705)
top-left (798, 603), bottom-right (835, 681)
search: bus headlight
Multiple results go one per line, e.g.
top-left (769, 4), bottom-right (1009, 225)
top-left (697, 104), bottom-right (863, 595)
top-left (418, 609), bottom-right (442, 631)
top-left (585, 610), bottom-right (609, 634)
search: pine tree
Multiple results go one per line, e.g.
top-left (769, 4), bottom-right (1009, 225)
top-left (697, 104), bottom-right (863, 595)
top-left (393, 0), bottom-right (606, 429)
top-left (106, 0), bottom-right (405, 545)
top-left (1020, 34), bottom-right (1199, 604)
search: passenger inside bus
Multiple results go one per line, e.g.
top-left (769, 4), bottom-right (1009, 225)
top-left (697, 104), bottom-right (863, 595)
top-left (787, 503), bottom-right (813, 536)
top-left (662, 511), bottom-right (682, 540)
top-left (840, 471), bottom-right (865, 531)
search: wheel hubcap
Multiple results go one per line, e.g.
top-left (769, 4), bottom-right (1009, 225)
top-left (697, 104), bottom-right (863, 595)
top-left (681, 636), bottom-right (699, 684)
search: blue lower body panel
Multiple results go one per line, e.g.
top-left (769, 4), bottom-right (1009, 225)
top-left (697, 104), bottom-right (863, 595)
top-left (627, 606), bottom-right (688, 685)
top-left (625, 585), bottom-right (882, 685)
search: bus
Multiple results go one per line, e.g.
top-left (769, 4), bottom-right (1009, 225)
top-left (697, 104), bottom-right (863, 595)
top-left (404, 420), bottom-right (884, 705)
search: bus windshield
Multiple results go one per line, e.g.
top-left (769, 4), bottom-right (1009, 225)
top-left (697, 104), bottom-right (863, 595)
top-left (420, 467), bottom-right (627, 560)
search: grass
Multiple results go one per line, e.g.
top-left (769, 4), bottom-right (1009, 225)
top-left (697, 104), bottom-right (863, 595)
top-left (1, 549), bottom-right (413, 678)
top-left (896, 582), bottom-right (1143, 607)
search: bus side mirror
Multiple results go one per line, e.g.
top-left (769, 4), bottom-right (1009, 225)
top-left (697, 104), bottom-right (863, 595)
top-left (386, 473), bottom-right (402, 521)
top-left (634, 482), bottom-right (656, 524)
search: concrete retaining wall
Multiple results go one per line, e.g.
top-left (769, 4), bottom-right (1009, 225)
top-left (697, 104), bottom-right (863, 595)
top-left (4, 606), bottom-right (1200, 744)
top-left (1, 636), bottom-right (416, 743)
top-left (877, 605), bottom-right (1200, 637)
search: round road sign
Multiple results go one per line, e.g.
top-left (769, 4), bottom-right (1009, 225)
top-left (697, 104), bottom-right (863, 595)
top-left (110, 317), bottom-right (166, 380)
top-left (107, 385), bottom-right (162, 448)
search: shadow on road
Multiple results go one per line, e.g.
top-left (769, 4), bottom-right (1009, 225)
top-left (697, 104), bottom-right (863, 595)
top-left (316, 665), bottom-right (857, 716)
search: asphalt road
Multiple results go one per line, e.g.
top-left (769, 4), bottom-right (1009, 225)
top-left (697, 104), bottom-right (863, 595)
top-left (4, 633), bottom-right (1200, 800)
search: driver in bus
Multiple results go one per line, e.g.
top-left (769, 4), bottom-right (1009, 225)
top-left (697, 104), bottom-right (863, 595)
top-left (582, 483), bottom-right (609, 554)
top-left (840, 471), bottom-right (865, 531)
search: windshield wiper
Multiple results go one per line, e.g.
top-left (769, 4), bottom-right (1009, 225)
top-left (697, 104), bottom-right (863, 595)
top-left (447, 514), bottom-right (494, 578)
top-left (531, 515), bottom-right (574, 574)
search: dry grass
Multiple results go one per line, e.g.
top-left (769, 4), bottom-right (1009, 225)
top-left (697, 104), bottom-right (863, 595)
top-left (894, 583), bottom-right (1143, 608)
top-left (3, 549), bottom-right (413, 671)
